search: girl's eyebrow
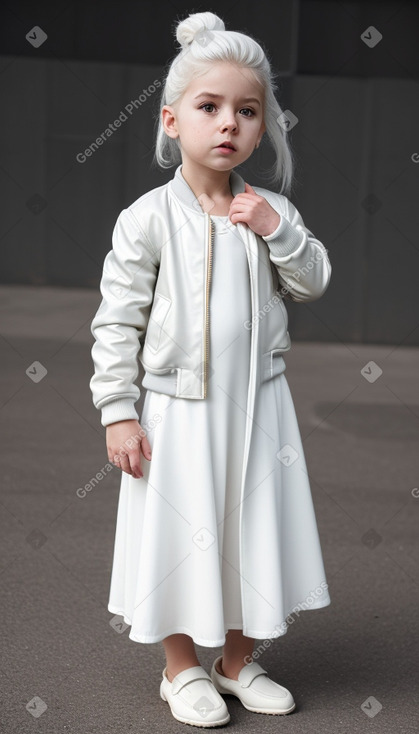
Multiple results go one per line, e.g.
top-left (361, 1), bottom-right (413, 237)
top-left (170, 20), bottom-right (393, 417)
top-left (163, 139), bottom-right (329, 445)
top-left (193, 92), bottom-right (261, 105)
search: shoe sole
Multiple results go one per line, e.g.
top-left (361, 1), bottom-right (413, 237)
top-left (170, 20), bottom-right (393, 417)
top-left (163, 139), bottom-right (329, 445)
top-left (160, 685), bottom-right (231, 727)
top-left (213, 682), bottom-right (296, 715)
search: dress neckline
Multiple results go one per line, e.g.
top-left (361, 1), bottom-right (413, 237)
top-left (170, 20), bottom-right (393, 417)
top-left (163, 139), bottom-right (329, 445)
top-left (211, 215), bottom-right (237, 230)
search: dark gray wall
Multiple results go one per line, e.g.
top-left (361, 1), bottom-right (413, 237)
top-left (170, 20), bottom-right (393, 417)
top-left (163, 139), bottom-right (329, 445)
top-left (1, 1), bottom-right (418, 345)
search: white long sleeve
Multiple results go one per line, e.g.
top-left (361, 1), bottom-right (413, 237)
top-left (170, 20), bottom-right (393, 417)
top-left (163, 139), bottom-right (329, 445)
top-left (89, 208), bottom-right (159, 427)
top-left (262, 198), bottom-right (331, 302)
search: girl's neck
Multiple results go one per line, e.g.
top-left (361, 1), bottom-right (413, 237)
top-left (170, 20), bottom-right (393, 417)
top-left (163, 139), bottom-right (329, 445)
top-left (180, 163), bottom-right (233, 204)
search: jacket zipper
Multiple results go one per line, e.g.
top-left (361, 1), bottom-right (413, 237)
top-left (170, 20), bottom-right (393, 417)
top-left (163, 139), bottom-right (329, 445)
top-left (203, 215), bottom-right (214, 398)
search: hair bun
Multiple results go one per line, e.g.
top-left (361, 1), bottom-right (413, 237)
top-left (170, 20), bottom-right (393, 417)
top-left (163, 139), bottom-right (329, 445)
top-left (176, 12), bottom-right (225, 49)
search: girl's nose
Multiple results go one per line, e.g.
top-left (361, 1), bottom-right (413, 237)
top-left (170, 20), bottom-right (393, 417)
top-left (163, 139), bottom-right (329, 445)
top-left (220, 119), bottom-right (237, 133)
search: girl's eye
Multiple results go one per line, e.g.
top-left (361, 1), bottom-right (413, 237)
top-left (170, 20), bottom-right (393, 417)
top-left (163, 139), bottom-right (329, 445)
top-left (199, 104), bottom-right (255, 117)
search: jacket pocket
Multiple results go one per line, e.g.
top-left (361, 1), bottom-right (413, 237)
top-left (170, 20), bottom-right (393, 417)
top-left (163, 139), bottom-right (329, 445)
top-left (261, 343), bottom-right (291, 383)
top-left (260, 289), bottom-right (291, 382)
top-left (144, 292), bottom-right (172, 353)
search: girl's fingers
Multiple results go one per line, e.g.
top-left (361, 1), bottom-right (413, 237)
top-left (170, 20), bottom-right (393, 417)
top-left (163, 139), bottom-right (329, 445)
top-left (230, 205), bottom-right (253, 220)
top-left (126, 452), bottom-right (143, 478)
top-left (107, 423), bottom-right (150, 477)
top-left (137, 424), bottom-right (152, 459)
top-left (229, 195), bottom-right (255, 207)
top-left (141, 436), bottom-right (152, 460)
top-left (117, 454), bottom-right (133, 476)
top-left (229, 211), bottom-right (252, 223)
top-left (110, 447), bottom-right (142, 478)
top-left (228, 203), bottom-right (253, 216)
top-left (244, 182), bottom-right (257, 195)
top-left (229, 200), bottom-right (256, 212)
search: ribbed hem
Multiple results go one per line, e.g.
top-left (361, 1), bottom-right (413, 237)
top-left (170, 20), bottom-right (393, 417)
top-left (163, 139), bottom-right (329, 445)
top-left (262, 216), bottom-right (303, 257)
top-left (100, 398), bottom-right (139, 427)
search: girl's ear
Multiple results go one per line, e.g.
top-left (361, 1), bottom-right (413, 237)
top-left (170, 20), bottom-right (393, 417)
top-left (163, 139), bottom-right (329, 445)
top-left (162, 105), bottom-right (179, 139)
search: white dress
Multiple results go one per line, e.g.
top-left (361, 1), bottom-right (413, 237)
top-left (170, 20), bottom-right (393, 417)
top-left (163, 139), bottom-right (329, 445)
top-left (107, 214), bottom-right (331, 646)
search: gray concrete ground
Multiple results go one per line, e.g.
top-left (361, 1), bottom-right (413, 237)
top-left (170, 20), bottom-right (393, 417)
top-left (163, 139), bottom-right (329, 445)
top-left (1, 284), bottom-right (418, 733)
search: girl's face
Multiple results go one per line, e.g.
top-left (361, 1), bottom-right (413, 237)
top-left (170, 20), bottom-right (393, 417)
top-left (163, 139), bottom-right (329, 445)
top-left (162, 61), bottom-right (266, 176)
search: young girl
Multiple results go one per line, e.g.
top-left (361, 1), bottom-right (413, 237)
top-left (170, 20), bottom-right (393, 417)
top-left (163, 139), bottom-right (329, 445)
top-left (90, 11), bottom-right (331, 728)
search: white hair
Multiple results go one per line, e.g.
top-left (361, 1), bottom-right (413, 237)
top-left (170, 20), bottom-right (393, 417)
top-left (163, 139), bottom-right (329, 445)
top-left (153, 11), bottom-right (294, 195)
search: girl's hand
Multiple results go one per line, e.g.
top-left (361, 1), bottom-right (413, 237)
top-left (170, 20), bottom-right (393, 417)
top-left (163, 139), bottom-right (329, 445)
top-left (228, 182), bottom-right (281, 237)
top-left (106, 419), bottom-right (152, 479)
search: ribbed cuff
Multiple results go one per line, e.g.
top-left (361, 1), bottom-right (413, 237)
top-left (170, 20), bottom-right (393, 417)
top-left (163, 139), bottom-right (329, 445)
top-left (262, 216), bottom-right (303, 257)
top-left (100, 398), bottom-right (139, 427)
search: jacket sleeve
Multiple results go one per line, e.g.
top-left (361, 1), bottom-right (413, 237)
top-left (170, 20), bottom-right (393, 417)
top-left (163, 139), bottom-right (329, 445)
top-left (89, 207), bottom-right (159, 427)
top-left (261, 196), bottom-right (331, 302)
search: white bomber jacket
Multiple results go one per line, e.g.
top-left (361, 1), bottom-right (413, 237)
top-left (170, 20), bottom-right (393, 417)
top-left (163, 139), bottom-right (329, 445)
top-left (89, 164), bottom-right (331, 427)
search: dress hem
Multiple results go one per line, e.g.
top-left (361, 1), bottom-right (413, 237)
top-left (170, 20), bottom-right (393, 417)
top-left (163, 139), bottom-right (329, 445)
top-left (108, 598), bottom-right (331, 647)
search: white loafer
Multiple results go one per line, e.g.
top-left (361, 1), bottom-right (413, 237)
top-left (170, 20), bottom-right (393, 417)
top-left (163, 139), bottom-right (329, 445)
top-left (160, 664), bottom-right (231, 727)
top-left (210, 656), bottom-right (296, 715)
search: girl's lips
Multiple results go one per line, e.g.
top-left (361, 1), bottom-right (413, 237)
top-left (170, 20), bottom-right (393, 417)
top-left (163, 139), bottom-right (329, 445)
top-left (215, 145), bottom-right (236, 154)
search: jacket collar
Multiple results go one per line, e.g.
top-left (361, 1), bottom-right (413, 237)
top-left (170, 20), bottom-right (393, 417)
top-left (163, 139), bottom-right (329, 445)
top-left (170, 163), bottom-right (246, 213)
